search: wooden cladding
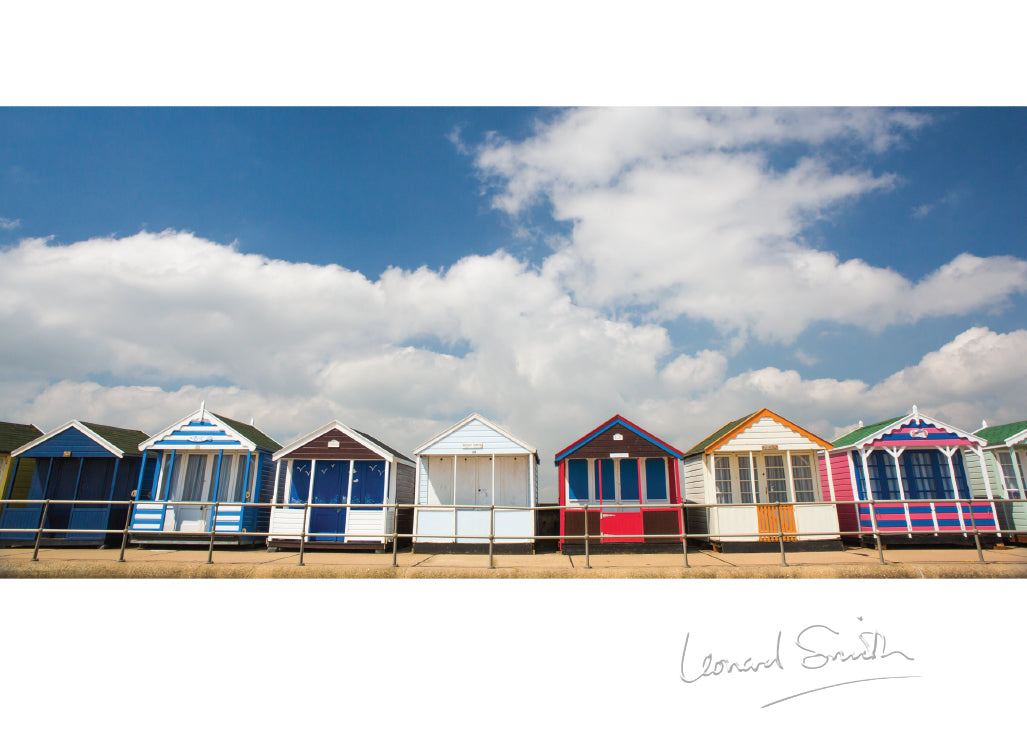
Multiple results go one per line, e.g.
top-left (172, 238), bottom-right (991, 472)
top-left (565, 426), bottom-right (667, 460)
top-left (757, 504), bottom-right (797, 542)
top-left (282, 429), bottom-right (383, 461)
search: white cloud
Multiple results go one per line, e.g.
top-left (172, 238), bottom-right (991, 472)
top-left (475, 108), bottom-right (1027, 343)
top-left (0, 216), bottom-right (19, 230)
top-left (1, 228), bottom-right (1023, 501)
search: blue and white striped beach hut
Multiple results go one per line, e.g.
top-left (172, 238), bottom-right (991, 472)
top-left (130, 404), bottom-right (281, 545)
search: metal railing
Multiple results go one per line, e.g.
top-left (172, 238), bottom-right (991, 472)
top-left (0, 495), bottom-right (1022, 569)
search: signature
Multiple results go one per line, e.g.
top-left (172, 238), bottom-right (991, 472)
top-left (680, 617), bottom-right (919, 707)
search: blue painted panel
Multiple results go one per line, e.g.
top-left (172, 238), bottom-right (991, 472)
top-left (310, 460), bottom-right (348, 538)
top-left (619, 459), bottom-right (639, 501)
top-left (352, 460), bottom-right (385, 510)
top-left (597, 459), bottom-right (615, 501)
top-left (567, 459), bottom-right (589, 501)
top-left (645, 458), bottom-right (667, 500)
top-left (290, 461), bottom-right (311, 504)
top-left (0, 506), bottom-right (43, 539)
top-left (67, 507), bottom-right (109, 540)
top-left (851, 451), bottom-right (866, 501)
top-left (22, 427), bottom-right (113, 458)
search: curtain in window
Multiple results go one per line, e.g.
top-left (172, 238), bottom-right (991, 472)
top-left (791, 454), bottom-right (815, 502)
top-left (178, 455), bottom-right (207, 502)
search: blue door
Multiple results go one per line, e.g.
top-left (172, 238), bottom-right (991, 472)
top-left (351, 460), bottom-right (386, 512)
top-left (309, 460), bottom-right (350, 541)
top-left (45, 458), bottom-right (81, 537)
top-left (68, 459), bottom-right (114, 540)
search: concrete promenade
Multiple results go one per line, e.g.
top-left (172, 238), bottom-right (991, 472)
top-left (2, 543), bottom-right (1026, 577)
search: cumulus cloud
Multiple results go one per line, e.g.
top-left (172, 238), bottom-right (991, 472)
top-left (474, 108), bottom-right (1027, 343)
top-left (1, 228), bottom-right (1024, 500)
top-left (0, 216), bottom-right (19, 230)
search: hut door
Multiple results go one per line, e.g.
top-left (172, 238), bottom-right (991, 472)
top-left (475, 456), bottom-right (492, 507)
top-left (600, 458), bottom-right (644, 542)
top-left (310, 460), bottom-right (349, 541)
top-left (175, 454), bottom-right (211, 532)
top-left (44, 458), bottom-right (80, 535)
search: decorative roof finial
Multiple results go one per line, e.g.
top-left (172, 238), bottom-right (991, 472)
top-left (981, 419), bottom-right (988, 428)
top-left (858, 420), bottom-right (863, 428)
top-left (250, 417), bottom-right (255, 426)
top-left (200, 400), bottom-right (206, 420)
top-left (912, 404), bottom-right (919, 422)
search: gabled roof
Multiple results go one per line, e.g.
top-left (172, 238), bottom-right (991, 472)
top-left (555, 415), bottom-right (684, 462)
top-left (141, 406), bottom-right (281, 452)
top-left (831, 416), bottom-right (903, 448)
top-left (830, 407), bottom-right (983, 450)
top-left (12, 420), bottom-right (148, 459)
top-left (974, 420), bottom-right (1027, 448)
top-left (353, 429), bottom-right (413, 464)
top-left (413, 413), bottom-right (538, 460)
top-left (0, 421), bottom-right (43, 454)
top-left (273, 420), bottom-right (413, 464)
top-left (211, 413), bottom-right (282, 452)
top-left (682, 408), bottom-right (831, 458)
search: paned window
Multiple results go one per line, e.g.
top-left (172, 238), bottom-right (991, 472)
top-left (997, 451), bottom-right (1021, 498)
top-left (765, 455), bottom-right (788, 503)
top-left (791, 454), bottom-right (815, 502)
top-left (714, 457), bottom-right (732, 504)
top-left (738, 456), bottom-right (755, 503)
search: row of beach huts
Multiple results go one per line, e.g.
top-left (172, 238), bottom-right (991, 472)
top-left (0, 404), bottom-right (1025, 552)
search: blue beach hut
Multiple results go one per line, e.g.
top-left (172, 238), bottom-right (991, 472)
top-left (130, 405), bottom-right (281, 545)
top-left (0, 420), bottom-right (154, 546)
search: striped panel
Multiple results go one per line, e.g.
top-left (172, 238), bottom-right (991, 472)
top-left (131, 502), bottom-right (167, 530)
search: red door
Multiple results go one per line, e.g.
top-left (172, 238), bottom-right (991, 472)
top-left (597, 458), bottom-right (643, 542)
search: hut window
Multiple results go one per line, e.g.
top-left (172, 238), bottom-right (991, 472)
top-left (764, 455), bottom-right (788, 503)
top-left (997, 451), bottom-right (1021, 497)
top-left (902, 450), bottom-right (954, 500)
top-left (596, 459), bottom-right (615, 501)
top-left (714, 457), bottom-right (732, 503)
top-left (791, 454), bottom-right (815, 502)
top-left (619, 459), bottom-right (640, 501)
top-left (738, 457), bottom-right (754, 503)
top-left (178, 455), bottom-right (208, 502)
top-left (644, 458), bottom-right (668, 501)
top-left (567, 459), bottom-right (589, 502)
top-left (216, 456), bottom-right (236, 502)
top-left (866, 451), bottom-right (900, 500)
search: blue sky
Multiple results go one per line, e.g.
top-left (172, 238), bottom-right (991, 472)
top-left (2, 106), bottom-right (1026, 501)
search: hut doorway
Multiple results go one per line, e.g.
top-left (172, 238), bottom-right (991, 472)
top-left (309, 460), bottom-right (350, 541)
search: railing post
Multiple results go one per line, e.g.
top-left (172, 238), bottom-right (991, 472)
top-left (391, 502), bottom-right (399, 568)
top-left (206, 501), bottom-right (220, 565)
top-left (679, 502), bottom-right (689, 568)
top-left (119, 497), bottom-right (134, 563)
top-left (583, 503), bottom-right (591, 570)
top-left (31, 499), bottom-right (49, 562)
top-left (488, 504), bottom-right (495, 570)
top-left (867, 499), bottom-right (886, 564)
top-left (298, 498), bottom-right (310, 567)
top-left (968, 499), bottom-right (985, 564)
top-left (775, 502), bottom-right (788, 567)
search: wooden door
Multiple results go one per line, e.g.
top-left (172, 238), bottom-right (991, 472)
top-left (309, 460), bottom-right (349, 541)
top-left (757, 504), bottom-right (797, 541)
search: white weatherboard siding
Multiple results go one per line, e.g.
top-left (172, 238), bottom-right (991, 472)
top-left (718, 417), bottom-right (821, 452)
top-left (419, 419), bottom-right (527, 455)
top-left (346, 510), bottom-right (388, 542)
top-left (713, 505), bottom-right (759, 542)
top-left (682, 458), bottom-right (705, 503)
top-left (793, 504), bottom-right (840, 540)
top-left (268, 507), bottom-right (305, 539)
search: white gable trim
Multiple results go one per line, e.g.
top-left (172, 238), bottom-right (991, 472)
top-left (272, 420), bottom-right (400, 464)
top-left (139, 407), bottom-right (256, 452)
top-left (11, 420), bottom-right (126, 459)
top-left (852, 411), bottom-right (984, 449)
top-left (413, 413), bottom-right (537, 456)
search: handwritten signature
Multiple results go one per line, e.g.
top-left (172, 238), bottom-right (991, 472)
top-left (680, 617), bottom-right (919, 707)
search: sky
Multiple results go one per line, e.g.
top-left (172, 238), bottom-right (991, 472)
top-left (2, 105), bottom-right (1025, 500)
